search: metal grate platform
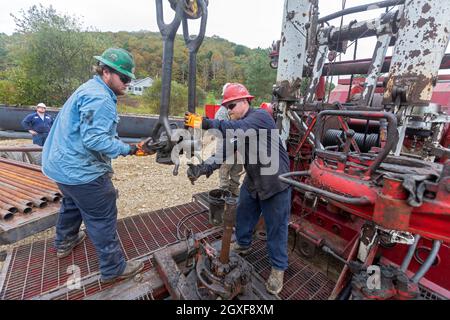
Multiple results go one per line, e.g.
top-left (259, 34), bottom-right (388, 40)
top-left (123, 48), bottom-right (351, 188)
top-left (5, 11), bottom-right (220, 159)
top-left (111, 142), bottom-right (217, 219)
top-left (0, 201), bottom-right (209, 300)
top-left (0, 199), bottom-right (336, 300)
top-left (247, 241), bottom-right (335, 300)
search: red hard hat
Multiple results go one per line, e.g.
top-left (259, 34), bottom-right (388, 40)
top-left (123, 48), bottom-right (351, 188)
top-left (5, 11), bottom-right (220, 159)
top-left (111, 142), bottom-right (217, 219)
top-left (260, 102), bottom-right (273, 115)
top-left (221, 83), bottom-right (254, 105)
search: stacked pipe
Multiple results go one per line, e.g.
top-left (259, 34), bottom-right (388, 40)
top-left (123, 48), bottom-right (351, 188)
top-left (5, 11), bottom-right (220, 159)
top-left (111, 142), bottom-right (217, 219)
top-left (0, 158), bottom-right (61, 221)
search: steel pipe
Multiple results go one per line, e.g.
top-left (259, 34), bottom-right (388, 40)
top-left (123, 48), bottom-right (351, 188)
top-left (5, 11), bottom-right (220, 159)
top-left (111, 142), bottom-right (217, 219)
top-left (0, 180), bottom-right (47, 201)
top-left (279, 171), bottom-right (372, 205)
top-left (219, 197), bottom-right (237, 265)
top-left (0, 146), bottom-right (42, 152)
top-left (0, 158), bottom-right (42, 172)
top-left (400, 234), bottom-right (421, 272)
top-left (318, 0), bottom-right (405, 24)
top-left (0, 184), bottom-right (47, 208)
top-left (0, 188), bottom-right (33, 207)
top-left (319, 54), bottom-right (450, 77)
top-left (0, 210), bottom-right (14, 220)
top-left (0, 199), bottom-right (18, 213)
top-left (0, 195), bottom-right (32, 214)
top-left (0, 165), bottom-right (59, 191)
top-left (0, 170), bottom-right (59, 194)
top-left (0, 176), bottom-right (59, 201)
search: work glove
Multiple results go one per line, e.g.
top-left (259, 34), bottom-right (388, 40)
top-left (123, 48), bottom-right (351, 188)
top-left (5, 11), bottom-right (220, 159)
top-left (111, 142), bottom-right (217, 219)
top-left (184, 112), bottom-right (203, 129)
top-left (129, 137), bottom-right (156, 156)
top-left (187, 163), bottom-right (212, 184)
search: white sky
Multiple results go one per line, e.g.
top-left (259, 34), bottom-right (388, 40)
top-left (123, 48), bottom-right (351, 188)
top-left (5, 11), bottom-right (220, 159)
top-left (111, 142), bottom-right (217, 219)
top-left (1, 0), bottom-right (448, 62)
top-left (0, 1), bottom-right (397, 50)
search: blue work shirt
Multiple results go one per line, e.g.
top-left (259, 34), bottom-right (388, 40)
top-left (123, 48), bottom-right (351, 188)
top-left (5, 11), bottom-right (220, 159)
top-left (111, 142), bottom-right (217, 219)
top-left (203, 108), bottom-right (290, 200)
top-left (42, 75), bottom-right (131, 185)
top-left (21, 112), bottom-right (54, 146)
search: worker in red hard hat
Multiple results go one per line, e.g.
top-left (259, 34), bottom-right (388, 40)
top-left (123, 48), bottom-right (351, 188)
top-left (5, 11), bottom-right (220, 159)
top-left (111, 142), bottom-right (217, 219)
top-left (185, 82), bottom-right (291, 295)
top-left (348, 82), bottom-right (364, 102)
top-left (260, 102), bottom-right (273, 116)
top-left (213, 83), bottom-right (244, 196)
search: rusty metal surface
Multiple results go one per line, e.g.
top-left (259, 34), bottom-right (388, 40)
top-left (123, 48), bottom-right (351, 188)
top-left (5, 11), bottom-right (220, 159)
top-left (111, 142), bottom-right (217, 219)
top-left (360, 34), bottom-right (392, 106)
top-left (0, 158), bottom-right (42, 172)
top-left (276, 0), bottom-right (310, 97)
top-left (219, 198), bottom-right (236, 265)
top-left (0, 160), bottom-right (60, 220)
top-left (154, 242), bottom-right (199, 300)
top-left (0, 147), bottom-right (43, 153)
top-left (383, 0), bottom-right (450, 105)
top-left (305, 45), bottom-right (328, 103)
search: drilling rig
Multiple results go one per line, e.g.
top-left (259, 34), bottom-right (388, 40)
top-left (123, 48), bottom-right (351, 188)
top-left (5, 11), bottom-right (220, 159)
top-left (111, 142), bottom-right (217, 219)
top-left (271, 0), bottom-right (450, 300)
top-left (150, 0), bottom-right (450, 300)
top-left (0, 0), bottom-right (448, 301)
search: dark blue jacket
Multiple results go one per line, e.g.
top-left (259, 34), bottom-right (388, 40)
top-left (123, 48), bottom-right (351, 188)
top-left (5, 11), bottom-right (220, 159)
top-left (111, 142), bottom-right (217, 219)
top-left (203, 108), bottom-right (290, 200)
top-left (21, 112), bottom-right (54, 146)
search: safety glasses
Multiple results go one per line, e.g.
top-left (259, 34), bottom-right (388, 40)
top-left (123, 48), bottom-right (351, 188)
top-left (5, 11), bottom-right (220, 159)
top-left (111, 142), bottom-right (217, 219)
top-left (226, 102), bottom-right (237, 110)
top-left (116, 72), bottom-right (132, 85)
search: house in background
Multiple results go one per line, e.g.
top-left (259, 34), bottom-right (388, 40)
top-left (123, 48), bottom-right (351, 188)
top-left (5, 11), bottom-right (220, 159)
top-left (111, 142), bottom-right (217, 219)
top-left (127, 77), bottom-right (154, 96)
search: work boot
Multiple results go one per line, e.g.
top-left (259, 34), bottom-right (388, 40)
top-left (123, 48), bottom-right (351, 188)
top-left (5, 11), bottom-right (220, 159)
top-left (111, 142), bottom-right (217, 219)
top-left (56, 231), bottom-right (86, 259)
top-left (231, 242), bottom-right (252, 256)
top-left (266, 268), bottom-right (284, 295)
top-left (100, 260), bottom-right (145, 284)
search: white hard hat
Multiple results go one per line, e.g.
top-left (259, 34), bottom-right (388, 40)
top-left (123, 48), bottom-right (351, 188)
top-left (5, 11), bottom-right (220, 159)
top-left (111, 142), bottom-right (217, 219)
top-left (36, 103), bottom-right (47, 108)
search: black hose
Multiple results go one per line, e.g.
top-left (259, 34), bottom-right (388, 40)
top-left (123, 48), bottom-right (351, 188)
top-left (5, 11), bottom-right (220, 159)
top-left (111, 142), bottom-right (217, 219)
top-left (337, 280), bottom-right (353, 300)
top-left (411, 240), bottom-right (442, 284)
top-left (176, 210), bottom-right (208, 240)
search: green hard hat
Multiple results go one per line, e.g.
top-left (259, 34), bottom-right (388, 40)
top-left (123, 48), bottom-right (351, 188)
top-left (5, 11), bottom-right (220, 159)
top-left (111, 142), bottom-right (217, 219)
top-left (94, 48), bottom-right (136, 79)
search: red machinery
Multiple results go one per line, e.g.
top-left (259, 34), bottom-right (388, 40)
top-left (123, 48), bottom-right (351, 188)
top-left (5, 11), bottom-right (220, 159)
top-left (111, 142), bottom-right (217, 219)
top-left (272, 0), bottom-right (450, 300)
top-left (152, 0), bottom-right (450, 300)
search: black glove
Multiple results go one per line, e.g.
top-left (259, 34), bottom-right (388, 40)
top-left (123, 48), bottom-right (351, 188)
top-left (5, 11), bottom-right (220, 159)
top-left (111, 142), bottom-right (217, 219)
top-left (129, 144), bottom-right (138, 155)
top-left (187, 163), bottom-right (212, 184)
top-left (129, 137), bottom-right (156, 156)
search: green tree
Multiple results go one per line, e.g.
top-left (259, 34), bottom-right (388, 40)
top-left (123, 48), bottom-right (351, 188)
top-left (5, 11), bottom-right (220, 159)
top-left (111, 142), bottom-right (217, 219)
top-left (143, 78), bottom-right (205, 116)
top-left (243, 49), bottom-right (277, 106)
top-left (10, 4), bottom-right (106, 106)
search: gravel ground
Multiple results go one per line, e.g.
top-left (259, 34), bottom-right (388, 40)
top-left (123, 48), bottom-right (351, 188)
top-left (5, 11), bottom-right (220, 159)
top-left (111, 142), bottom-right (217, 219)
top-left (0, 138), bottom-right (235, 270)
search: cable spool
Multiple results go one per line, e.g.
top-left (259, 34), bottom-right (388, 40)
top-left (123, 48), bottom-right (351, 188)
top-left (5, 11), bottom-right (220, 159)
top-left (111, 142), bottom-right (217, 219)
top-left (323, 129), bottom-right (379, 153)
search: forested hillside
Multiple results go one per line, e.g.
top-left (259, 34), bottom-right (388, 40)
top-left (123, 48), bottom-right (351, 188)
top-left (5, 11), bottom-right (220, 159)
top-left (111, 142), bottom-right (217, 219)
top-left (0, 5), bottom-right (277, 115)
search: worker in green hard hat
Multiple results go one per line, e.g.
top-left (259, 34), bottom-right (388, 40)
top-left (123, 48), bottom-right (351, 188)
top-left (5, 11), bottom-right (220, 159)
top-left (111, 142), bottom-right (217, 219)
top-left (43, 48), bottom-right (153, 284)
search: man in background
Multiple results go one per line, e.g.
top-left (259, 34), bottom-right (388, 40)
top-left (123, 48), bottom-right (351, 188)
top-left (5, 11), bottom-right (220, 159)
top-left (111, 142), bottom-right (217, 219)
top-left (21, 102), bottom-right (53, 146)
top-left (214, 87), bottom-right (243, 196)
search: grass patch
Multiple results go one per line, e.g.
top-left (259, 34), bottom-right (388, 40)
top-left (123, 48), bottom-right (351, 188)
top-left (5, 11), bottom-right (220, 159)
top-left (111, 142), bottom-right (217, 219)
top-left (117, 94), bottom-right (206, 116)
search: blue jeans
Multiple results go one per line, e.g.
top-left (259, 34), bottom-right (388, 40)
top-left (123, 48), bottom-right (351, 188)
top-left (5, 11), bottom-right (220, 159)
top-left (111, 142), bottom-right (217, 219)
top-left (236, 185), bottom-right (292, 270)
top-left (55, 174), bottom-right (126, 280)
top-left (33, 133), bottom-right (48, 146)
